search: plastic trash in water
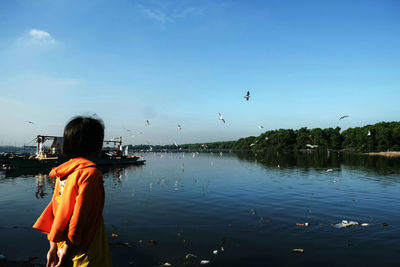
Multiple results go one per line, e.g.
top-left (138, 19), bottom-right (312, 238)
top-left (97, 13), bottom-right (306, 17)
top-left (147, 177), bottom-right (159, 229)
top-left (200, 260), bottom-right (210, 265)
top-left (212, 250), bottom-right (218, 255)
top-left (334, 220), bottom-right (359, 228)
top-left (296, 222), bottom-right (309, 227)
top-left (162, 262), bottom-right (172, 267)
top-left (185, 254), bottom-right (197, 260)
top-left (292, 249), bottom-right (304, 253)
top-left (361, 223), bottom-right (369, 226)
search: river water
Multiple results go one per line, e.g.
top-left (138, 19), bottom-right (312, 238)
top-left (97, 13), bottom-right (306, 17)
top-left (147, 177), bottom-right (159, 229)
top-left (0, 151), bottom-right (399, 266)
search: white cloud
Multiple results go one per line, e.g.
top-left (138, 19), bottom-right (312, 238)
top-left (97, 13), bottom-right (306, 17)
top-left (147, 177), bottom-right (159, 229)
top-left (15, 29), bottom-right (57, 47)
top-left (28, 29), bottom-right (55, 43)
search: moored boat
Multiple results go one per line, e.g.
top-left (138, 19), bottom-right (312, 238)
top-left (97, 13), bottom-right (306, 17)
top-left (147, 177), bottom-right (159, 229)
top-left (1, 135), bottom-right (145, 170)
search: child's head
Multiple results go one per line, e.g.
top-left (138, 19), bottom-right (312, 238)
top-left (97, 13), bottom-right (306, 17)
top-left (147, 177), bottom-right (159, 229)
top-left (62, 116), bottom-right (104, 158)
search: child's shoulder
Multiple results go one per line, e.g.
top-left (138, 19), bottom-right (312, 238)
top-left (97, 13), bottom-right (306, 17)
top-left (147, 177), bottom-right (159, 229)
top-left (73, 165), bottom-right (102, 184)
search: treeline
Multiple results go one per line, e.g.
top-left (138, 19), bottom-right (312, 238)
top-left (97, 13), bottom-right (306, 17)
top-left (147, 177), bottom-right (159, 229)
top-left (129, 121), bottom-right (400, 152)
top-left (235, 121), bottom-right (400, 151)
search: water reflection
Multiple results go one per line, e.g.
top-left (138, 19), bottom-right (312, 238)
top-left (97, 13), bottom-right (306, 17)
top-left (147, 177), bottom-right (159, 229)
top-left (1, 152), bottom-right (400, 266)
top-left (35, 174), bottom-right (48, 199)
top-left (235, 151), bottom-right (400, 175)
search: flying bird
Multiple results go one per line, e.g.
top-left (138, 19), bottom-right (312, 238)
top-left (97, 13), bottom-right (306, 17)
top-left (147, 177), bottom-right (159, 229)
top-left (25, 120), bottom-right (35, 124)
top-left (258, 125), bottom-right (264, 129)
top-left (123, 127), bottom-right (132, 132)
top-left (177, 124), bottom-right (182, 130)
top-left (146, 120), bottom-right (150, 126)
top-left (218, 113), bottom-right (226, 123)
top-left (306, 144), bottom-right (318, 149)
top-left (244, 91), bottom-right (250, 101)
top-left (339, 115), bottom-right (349, 120)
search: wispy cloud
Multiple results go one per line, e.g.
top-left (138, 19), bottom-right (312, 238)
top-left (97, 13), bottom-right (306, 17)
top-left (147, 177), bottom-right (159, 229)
top-left (137, 2), bottom-right (204, 24)
top-left (138, 5), bottom-right (173, 24)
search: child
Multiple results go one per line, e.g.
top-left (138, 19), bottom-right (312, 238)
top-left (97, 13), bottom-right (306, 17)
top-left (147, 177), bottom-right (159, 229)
top-left (33, 116), bottom-right (112, 267)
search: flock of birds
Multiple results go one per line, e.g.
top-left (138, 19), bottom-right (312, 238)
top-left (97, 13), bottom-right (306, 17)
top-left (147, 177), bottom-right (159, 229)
top-left (137, 90), bottom-right (350, 145)
top-left (112, 90), bottom-right (354, 150)
top-left (23, 90), bottom-right (353, 149)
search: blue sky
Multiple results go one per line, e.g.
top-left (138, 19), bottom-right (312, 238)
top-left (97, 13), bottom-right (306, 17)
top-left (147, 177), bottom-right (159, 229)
top-left (0, 0), bottom-right (399, 146)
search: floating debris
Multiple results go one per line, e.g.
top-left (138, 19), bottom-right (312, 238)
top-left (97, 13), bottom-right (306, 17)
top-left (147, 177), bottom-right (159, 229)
top-left (200, 260), bottom-right (210, 265)
top-left (326, 169), bottom-right (333, 172)
top-left (334, 220), bottom-right (359, 228)
top-left (117, 242), bottom-right (133, 248)
top-left (296, 222), bottom-right (309, 227)
top-left (185, 254), bottom-right (197, 260)
top-left (221, 246), bottom-right (225, 251)
top-left (361, 223), bottom-right (369, 226)
top-left (148, 240), bottom-right (158, 246)
top-left (162, 262), bottom-right (172, 266)
top-left (212, 250), bottom-right (218, 255)
top-left (111, 233), bottom-right (119, 237)
top-left (250, 209), bottom-right (257, 215)
top-left (292, 248), bottom-right (304, 253)
top-left (381, 223), bottom-right (389, 227)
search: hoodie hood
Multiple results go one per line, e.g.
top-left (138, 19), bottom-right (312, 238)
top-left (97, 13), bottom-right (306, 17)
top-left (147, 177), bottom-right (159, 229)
top-left (49, 157), bottom-right (96, 178)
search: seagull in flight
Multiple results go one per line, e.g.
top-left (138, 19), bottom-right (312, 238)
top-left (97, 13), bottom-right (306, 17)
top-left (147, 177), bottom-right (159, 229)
top-left (339, 115), bottom-right (349, 120)
top-left (146, 120), bottom-right (150, 126)
top-left (177, 124), bottom-right (182, 130)
top-left (258, 125), bottom-right (264, 129)
top-left (218, 113), bottom-right (226, 123)
top-left (244, 91), bottom-right (250, 101)
top-left (26, 120), bottom-right (35, 125)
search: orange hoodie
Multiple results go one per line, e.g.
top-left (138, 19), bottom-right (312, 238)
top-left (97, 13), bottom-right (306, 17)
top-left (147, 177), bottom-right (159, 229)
top-left (33, 157), bottom-right (105, 252)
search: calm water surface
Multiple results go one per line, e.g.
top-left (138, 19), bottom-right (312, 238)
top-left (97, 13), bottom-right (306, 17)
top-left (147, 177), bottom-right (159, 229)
top-left (0, 152), bottom-right (400, 267)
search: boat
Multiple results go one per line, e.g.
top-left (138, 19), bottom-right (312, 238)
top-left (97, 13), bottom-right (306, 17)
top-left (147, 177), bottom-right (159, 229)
top-left (1, 135), bottom-right (145, 170)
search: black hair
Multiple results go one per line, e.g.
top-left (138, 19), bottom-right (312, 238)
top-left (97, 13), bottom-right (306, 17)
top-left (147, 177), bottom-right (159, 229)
top-left (62, 116), bottom-right (104, 158)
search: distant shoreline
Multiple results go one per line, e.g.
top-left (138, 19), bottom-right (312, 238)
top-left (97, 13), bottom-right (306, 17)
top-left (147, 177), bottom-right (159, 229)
top-left (362, 151), bottom-right (400, 157)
